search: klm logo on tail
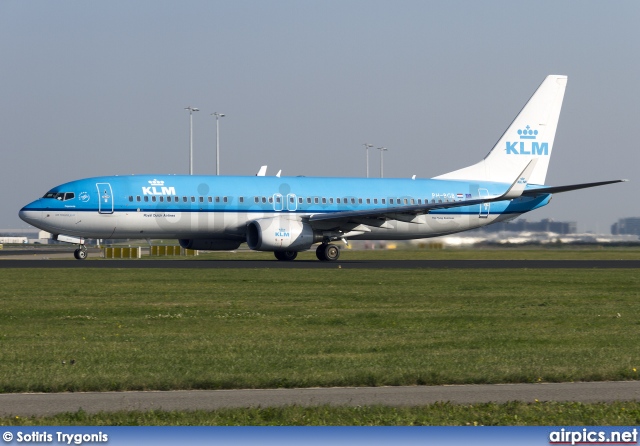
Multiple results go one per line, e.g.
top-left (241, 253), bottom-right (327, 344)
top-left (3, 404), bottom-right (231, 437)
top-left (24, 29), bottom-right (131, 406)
top-left (506, 125), bottom-right (549, 156)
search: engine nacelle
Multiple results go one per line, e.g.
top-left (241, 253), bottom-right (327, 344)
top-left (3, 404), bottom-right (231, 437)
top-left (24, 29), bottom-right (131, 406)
top-left (179, 239), bottom-right (242, 251)
top-left (246, 218), bottom-right (320, 251)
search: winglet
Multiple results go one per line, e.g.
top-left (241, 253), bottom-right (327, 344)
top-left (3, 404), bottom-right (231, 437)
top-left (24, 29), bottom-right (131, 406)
top-left (501, 159), bottom-right (537, 199)
top-left (256, 166), bottom-right (267, 176)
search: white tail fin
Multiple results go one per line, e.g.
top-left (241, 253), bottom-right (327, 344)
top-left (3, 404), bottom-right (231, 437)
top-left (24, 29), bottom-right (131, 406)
top-left (434, 75), bottom-right (567, 185)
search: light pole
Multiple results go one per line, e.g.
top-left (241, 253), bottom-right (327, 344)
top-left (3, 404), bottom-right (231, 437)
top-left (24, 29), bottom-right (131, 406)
top-left (362, 143), bottom-right (373, 178)
top-left (377, 147), bottom-right (388, 178)
top-left (184, 106), bottom-right (199, 175)
top-left (211, 112), bottom-right (226, 175)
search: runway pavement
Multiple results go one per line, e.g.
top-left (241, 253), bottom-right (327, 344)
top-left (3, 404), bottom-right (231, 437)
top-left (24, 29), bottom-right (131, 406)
top-left (1, 381), bottom-right (639, 416)
top-left (1, 259), bottom-right (640, 268)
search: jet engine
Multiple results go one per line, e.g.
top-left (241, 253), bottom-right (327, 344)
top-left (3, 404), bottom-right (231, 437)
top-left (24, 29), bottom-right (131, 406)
top-left (246, 218), bottom-right (320, 251)
top-left (178, 239), bottom-right (242, 251)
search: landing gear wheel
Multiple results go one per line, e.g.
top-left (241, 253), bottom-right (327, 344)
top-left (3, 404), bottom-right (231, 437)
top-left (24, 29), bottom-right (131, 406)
top-left (74, 246), bottom-right (88, 260)
top-left (316, 243), bottom-right (340, 261)
top-left (274, 250), bottom-right (298, 261)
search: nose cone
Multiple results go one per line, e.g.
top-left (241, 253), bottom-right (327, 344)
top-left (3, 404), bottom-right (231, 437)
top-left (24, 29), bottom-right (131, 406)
top-left (19, 201), bottom-right (44, 228)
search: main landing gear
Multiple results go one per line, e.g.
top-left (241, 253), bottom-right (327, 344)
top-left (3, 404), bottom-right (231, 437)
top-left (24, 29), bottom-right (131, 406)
top-left (274, 250), bottom-right (298, 261)
top-left (272, 244), bottom-right (341, 261)
top-left (73, 245), bottom-right (88, 260)
top-left (316, 243), bottom-right (340, 261)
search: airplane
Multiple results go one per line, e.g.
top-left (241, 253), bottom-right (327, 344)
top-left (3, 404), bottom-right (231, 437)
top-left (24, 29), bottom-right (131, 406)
top-left (19, 75), bottom-right (627, 261)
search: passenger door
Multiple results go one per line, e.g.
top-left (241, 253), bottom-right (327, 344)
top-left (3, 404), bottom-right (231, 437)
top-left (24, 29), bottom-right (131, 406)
top-left (478, 188), bottom-right (489, 218)
top-left (96, 183), bottom-right (114, 214)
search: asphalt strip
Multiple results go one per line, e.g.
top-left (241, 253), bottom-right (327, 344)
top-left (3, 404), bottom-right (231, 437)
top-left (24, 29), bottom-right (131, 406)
top-left (1, 381), bottom-right (639, 416)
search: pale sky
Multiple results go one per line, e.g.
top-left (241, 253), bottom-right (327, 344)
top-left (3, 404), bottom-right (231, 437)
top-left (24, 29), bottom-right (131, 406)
top-left (2, 1), bottom-right (638, 233)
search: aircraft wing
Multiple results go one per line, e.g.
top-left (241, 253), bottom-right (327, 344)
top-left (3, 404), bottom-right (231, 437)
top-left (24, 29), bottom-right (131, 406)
top-left (521, 179), bottom-right (628, 197)
top-left (307, 165), bottom-right (627, 233)
top-left (307, 160), bottom-right (538, 229)
top-left (308, 196), bottom-right (486, 225)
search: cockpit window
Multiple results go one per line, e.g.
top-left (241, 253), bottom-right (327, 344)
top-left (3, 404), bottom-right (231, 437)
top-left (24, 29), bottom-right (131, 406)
top-left (43, 192), bottom-right (75, 201)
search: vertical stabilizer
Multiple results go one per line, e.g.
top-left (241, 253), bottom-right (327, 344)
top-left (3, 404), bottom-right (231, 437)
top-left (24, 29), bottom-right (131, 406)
top-left (434, 75), bottom-right (567, 185)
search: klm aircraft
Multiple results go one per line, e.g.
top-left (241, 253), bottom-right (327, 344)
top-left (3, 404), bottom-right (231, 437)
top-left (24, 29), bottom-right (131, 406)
top-left (19, 75), bottom-right (626, 261)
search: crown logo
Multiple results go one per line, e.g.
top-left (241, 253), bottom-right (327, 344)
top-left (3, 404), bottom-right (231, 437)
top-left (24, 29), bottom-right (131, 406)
top-left (518, 125), bottom-right (538, 139)
top-left (148, 179), bottom-right (165, 186)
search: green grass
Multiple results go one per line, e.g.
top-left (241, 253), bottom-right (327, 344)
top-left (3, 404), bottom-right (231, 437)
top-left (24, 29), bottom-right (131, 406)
top-left (0, 268), bottom-right (639, 393)
top-left (3, 402), bottom-right (640, 426)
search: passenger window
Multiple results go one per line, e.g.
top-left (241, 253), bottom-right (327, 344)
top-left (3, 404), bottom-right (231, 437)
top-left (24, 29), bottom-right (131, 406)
top-left (314, 197), bottom-right (319, 204)
top-left (255, 197), bottom-right (259, 203)
top-left (358, 198), bottom-right (362, 204)
top-left (159, 196), bottom-right (164, 202)
top-left (298, 197), bottom-right (303, 204)
top-left (191, 197), bottom-right (195, 202)
top-left (199, 197), bottom-right (204, 203)
top-left (366, 198), bottom-right (370, 204)
top-left (129, 196), bottom-right (133, 202)
top-left (382, 198), bottom-right (386, 204)
top-left (322, 198), bottom-right (326, 204)
top-left (136, 196), bottom-right (141, 202)
top-left (262, 197), bottom-right (267, 203)
top-left (223, 197), bottom-right (228, 203)
top-left (337, 198), bottom-right (341, 204)
top-left (239, 197), bottom-right (244, 203)
top-left (276, 196), bottom-right (281, 203)
top-left (329, 198), bottom-right (334, 204)
top-left (374, 198), bottom-right (378, 204)
top-left (307, 197), bottom-right (312, 204)
top-left (183, 196), bottom-right (188, 202)
top-left (152, 196), bottom-right (157, 202)
top-left (216, 197), bottom-right (220, 203)
top-left (350, 198), bottom-right (355, 204)
top-left (269, 197), bottom-right (273, 203)
top-left (144, 196), bottom-right (149, 202)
